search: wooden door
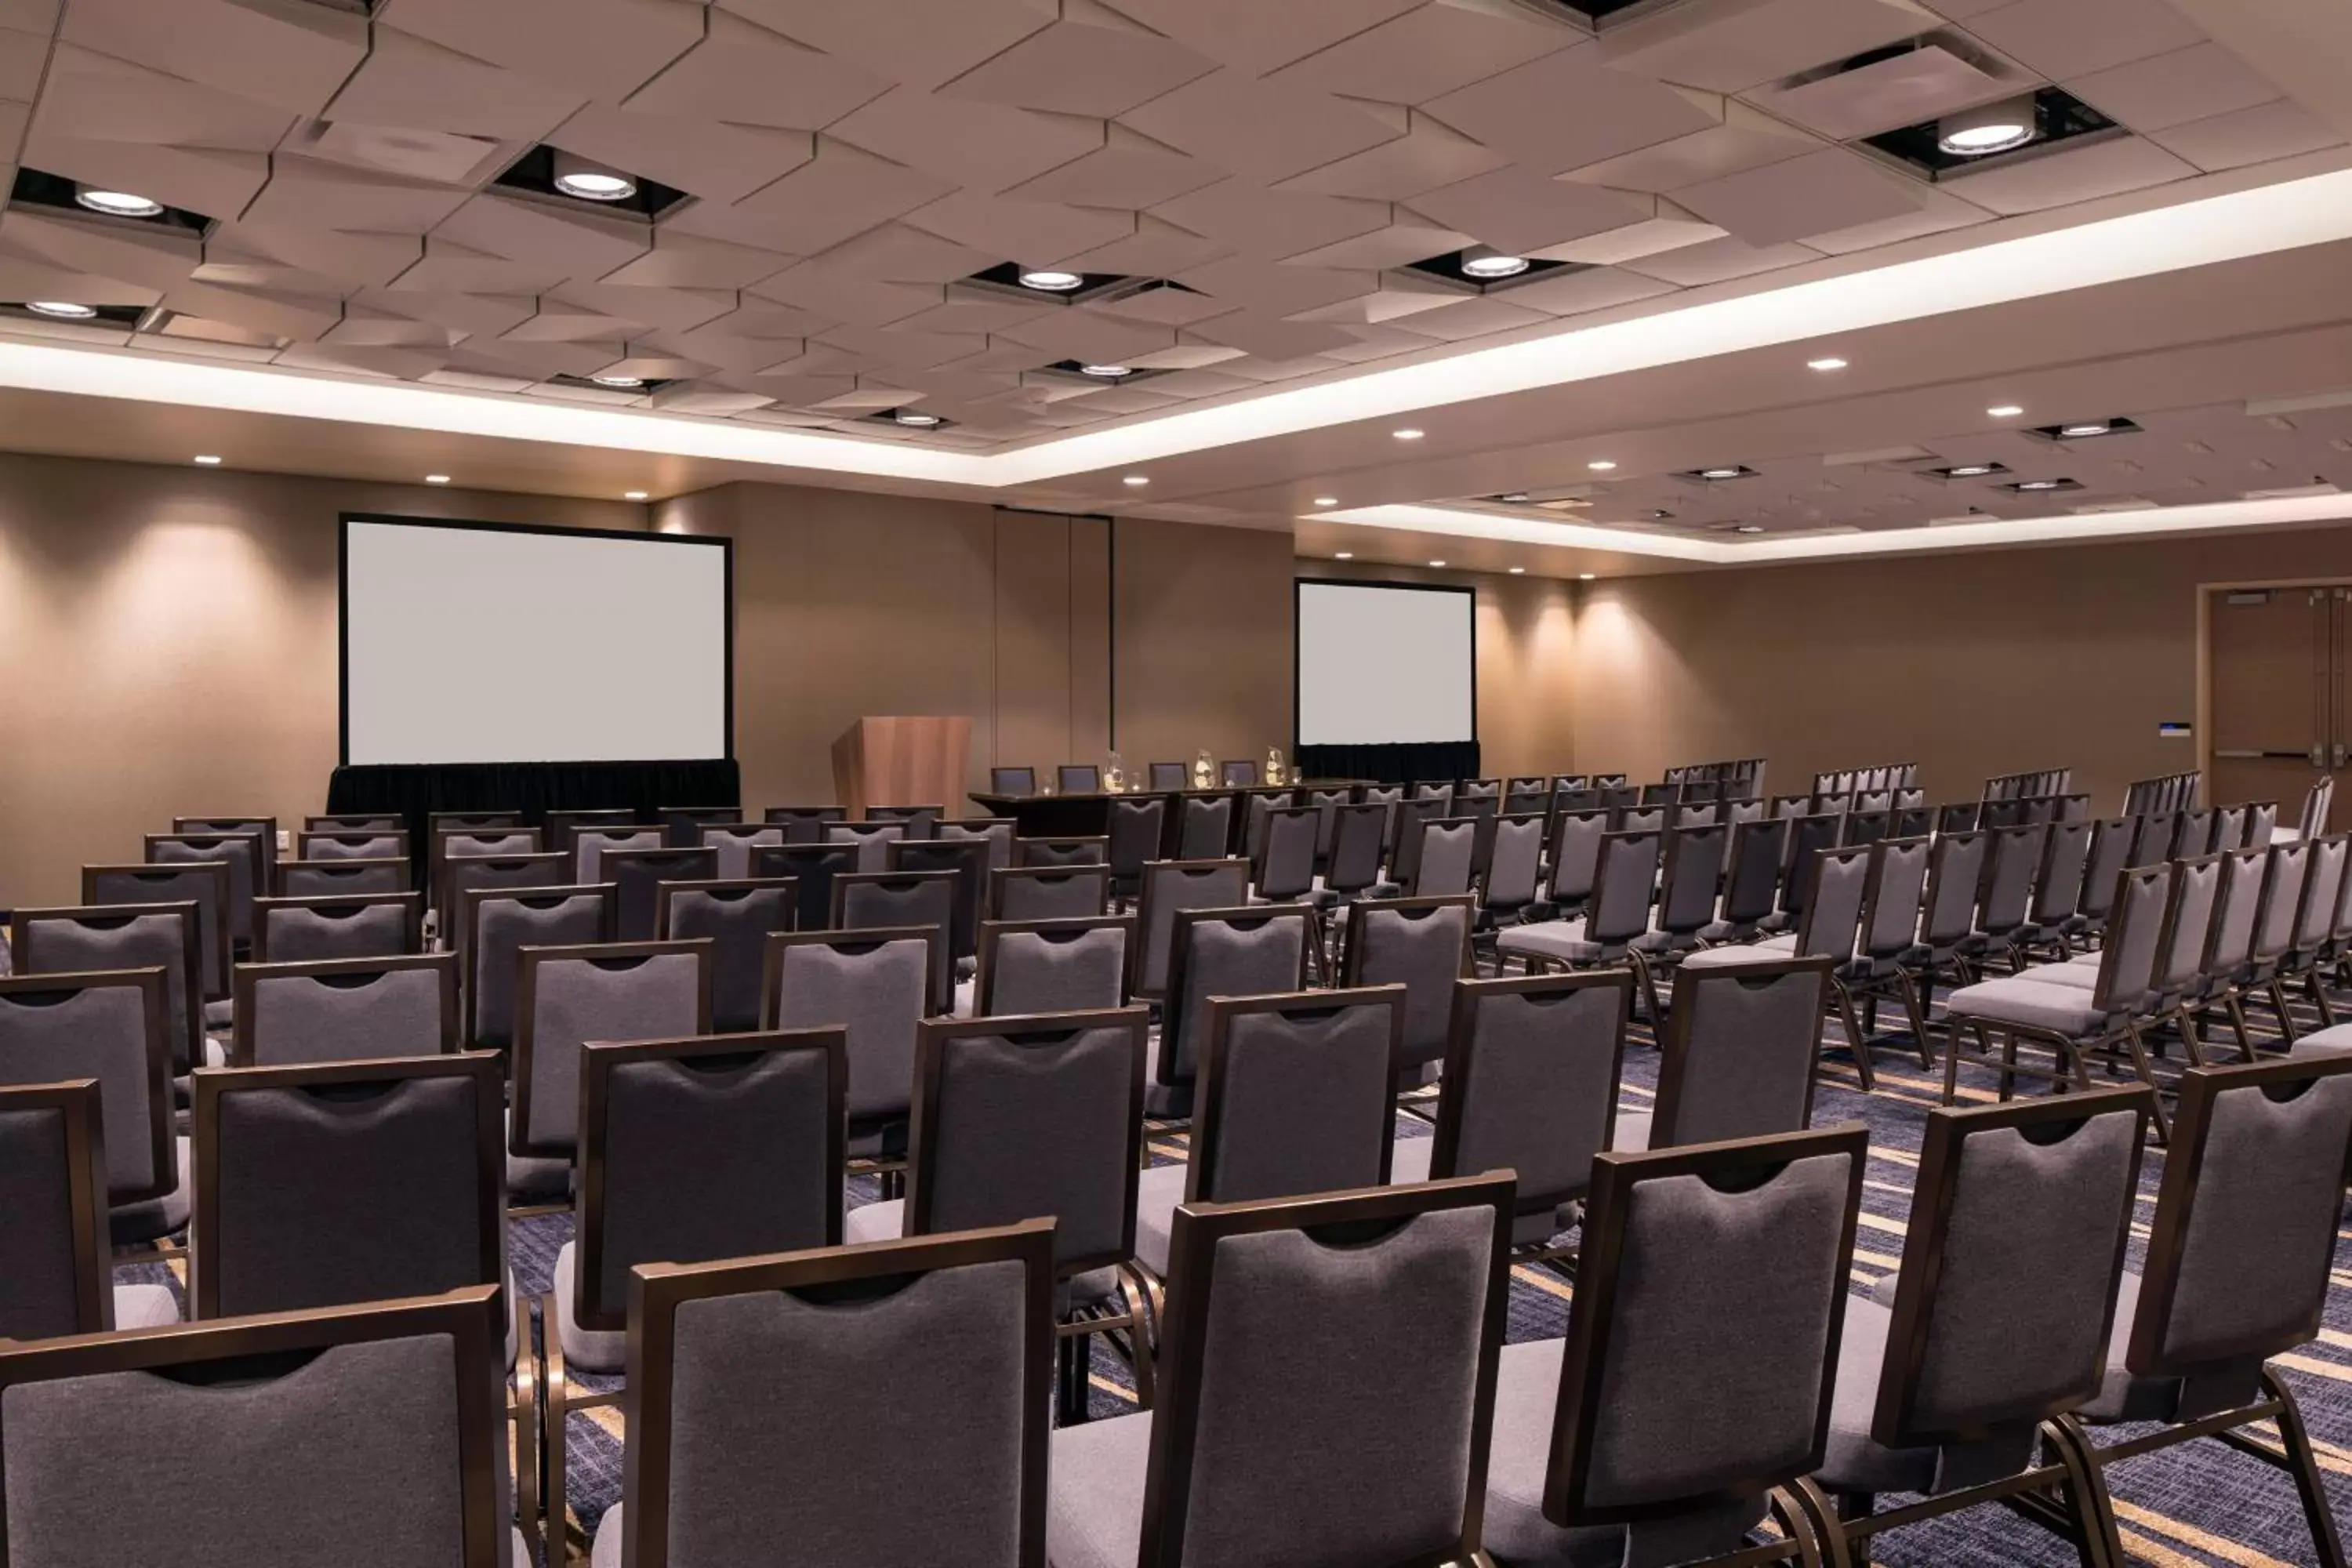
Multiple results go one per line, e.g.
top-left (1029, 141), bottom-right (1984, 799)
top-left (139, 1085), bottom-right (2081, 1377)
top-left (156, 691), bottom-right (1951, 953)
top-left (2208, 585), bottom-right (2351, 813)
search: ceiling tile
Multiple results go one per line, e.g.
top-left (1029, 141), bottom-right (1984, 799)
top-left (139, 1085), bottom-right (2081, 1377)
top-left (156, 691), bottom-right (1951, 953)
top-left (937, 0), bottom-right (1217, 118)
top-left (1385, 293), bottom-right (1551, 340)
top-left (1274, 107), bottom-right (1509, 201)
top-left (57, 0), bottom-right (365, 118)
top-left (319, 306), bottom-right (461, 348)
top-left (890, 296), bottom-right (1058, 333)
top-left (816, 322), bottom-right (991, 368)
top-left (996, 309), bottom-right (1176, 363)
top-left (276, 343), bottom-right (446, 379)
top-left (897, 190), bottom-right (1134, 267)
top-left (1149, 179), bottom-right (1392, 260)
top-left (626, 9), bottom-right (891, 132)
top-left (1279, 218), bottom-right (1476, 271)
top-left (1532, 202), bottom-right (1723, 263)
top-left (1556, 103), bottom-right (1820, 194)
top-left (1057, 212), bottom-right (1232, 274)
top-left (376, 0), bottom-right (704, 101)
top-left (358, 288), bottom-right (538, 338)
top-left (0, 0), bottom-right (56, 31)
top-left (1754, 41), bottom-right (2024, 142)
top-left (325, 25), bottom-right (584, 143)
top-left (434, 191), bottom-right (652, 281)
top-left (1405, 166), bottom-right (1655, 254)
top-left (550, 281), bottom-right (739, 332)
top-left (1488, 263), bottom-right (1677, 316)
top-left (16, 134), bottom-right (267, 220)
top-left (548, 105), bottom-right (813, 208)
top-left (718, 0), bottom-right (1057, 92)
top-left (829, 87), bottom-right (1105, 195)
top-left (242, 155), bottom-right (474, 232)
top-left (1292, 278), bottom-right (1467, 325)
top-left (1617, 233), bottom-right (1822, 285)
top-left (800, 220), bottom-right (1000, 285)
top-left (502, 304), bottom-right (644, 344)
top-left (749, 262), bottom-right (938, 326)
top-left (33, 43), bottom-right (293, 151)
top-left (1424, 53), bottom-right (1721, 175)
top-left (1096, 0), bottom-right (1424, 76)
top-left (1084, 281), bottom-right (1238, 326)
top-left (2068, 42), bottom-right (2285, 134)
top-left (2147, 98), bottom-right (2346, 171)
top-left (1959, 0), bottom-right (2208, 81)
top-left (1597, 0), bottom-right (1945, 95)
top-left (286, 121), bottom-right (510, 187)
top-left (1119, 69), bottom-right (1404, 185)
top-left (1268, 0), bottom-right (1580, 107)
top-left (1938, 132), bottom-right (2196, 213)
top-left (1801, 180), bottom-right (1993, 253)
top-left (0, 252), bottom-right (157, 306)
top-left (1671, 147), bottom-right (1923, 246)
top-left (1185, 310), bottom-right (1359, 360)
top-left (386, 235), bottom-right (567, 294)
top-left (1006, 124), bottom-right (1225, 208)
top-left (681, 136), bottom-right (955, 256)
top-left (0, 27), bottom-right (42, 103)
top-left (1174, 255), bottom-right (1377, 315)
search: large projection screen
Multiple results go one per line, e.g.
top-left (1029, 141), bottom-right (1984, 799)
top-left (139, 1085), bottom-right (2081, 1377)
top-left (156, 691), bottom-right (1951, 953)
top-left (341, 515), bottom-right (731, 765)
top-left (1294, 579), bottom-right (1476, 746)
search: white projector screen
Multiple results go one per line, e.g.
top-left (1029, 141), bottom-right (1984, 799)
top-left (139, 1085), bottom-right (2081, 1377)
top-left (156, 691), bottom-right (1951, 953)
top-left (1295, 580), bottom-right (1476, 746)
top-left (341, 516), bottom-right (731, 765)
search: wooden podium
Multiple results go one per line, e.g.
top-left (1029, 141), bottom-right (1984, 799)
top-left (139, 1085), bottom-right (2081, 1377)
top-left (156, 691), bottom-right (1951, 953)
top-left (831, 717), bottom-right (971, 819)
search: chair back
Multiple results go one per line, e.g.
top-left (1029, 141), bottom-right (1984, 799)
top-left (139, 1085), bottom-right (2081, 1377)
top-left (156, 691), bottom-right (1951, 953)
top-left (1776, 815), bottom-right (1842, 920)
top-left (574, 1031), bottom-right (847, 1333)
top-left (1653, 957), bottom-right (1836, 1147)
top-left (546, 809), bottom-right (637, 862)
top-left (1061, 763), bottom-right (1103, 792)
top-left (299, 830), bottom-right (408, 863)
top-left (2129, 811), bottom-right (2177, 869)
top-left (890, 837), bottom-right (993, 960)
top-left (309, 814), bottom-right (403, 834)
top-left (252, 892), bottom-right (420, 962)
top-left (1189, 988), bottom-right (1405, 1205)
top-left (1015, 835), bottom-right (1108, 867)
top-left (1176, 794), bottom-right (1235, 858)
top-left (936, 818), bottom-right (1016, 873)
top-left (1109, 797), bottom-right (1170, 884)
top-left (85, 862), bottom-right (229, 1000)
top-left (1792, 845), bottom-right (1870, 963)
top-left (0, 1289), bottom-right (509, 1567)
top-left (699, 822), bottom-right (784, 880)
top-left (2245, 800), bottom-right (2278, 848)
top-left (2289, 833), bottom-right (2349, 951)
top-left (655, 877), bottom-right (797, 1033)
top-left (1540, 1126), bottom-right (1865, 1535)
top-left (146, 831), bottom-right (257, 947)
top-left (2248, 840), bottom-right (2313, 965)
top-left (11, 902), bottom-right (202, 1073)
top-left (1545, 808), bottom-right (1612, 907)
top-left (0, 1080), bottom-right (114, 1339)
top-left (1585, 831), bottom-right (1663, 947)
top-left (2027, 818), bottom-right (2095, 925)
top-left (1141, 1177), bottom-right (1513, 1568)
top-left (513, 939), bottom-right (712, 1157)
top-left (990, 865), bottom-right (1112, 923)
top-left (763, 804), bottom-right (847, 843)
top-left (866, 804), bottom-right (942, 839)
top-left (2074, 817), bottom-right (2136, 924)
top-left (2169, 809), bottom-right (2214, 862)
top-left (2208, 804), bottom-right (2249, 858)
top-left (441, 851), bottom-right (566, 954)
top-left (1388, 797), bottom-right (1448, 885)
top-left (0, 969), bottom-right (172, 1204)
top-left (231, 953), bottom-right (457, 1069)
top-left (1918, 830), bottom-right (1990, 949)
top-left (1976, 823), bottom-right (2048, 935)
top-left (278, 858), bottom-right (409, 899)
top-left (1853, 836), bottom-right (1930, 963)
top-left (459, 884), bottom-right (619, 1051)
top-left (2299, 775), bottom-right (2335, 840)
top-left (974, 916), bottom-right (1133, 1015)
top-left (2126, 1055), bottom-right (2352, 1396)
top-left (1840, 809), bottom-right (1892, 850)
top-left (1149, 761), bottom-right (1188, 791)
top-left (991, 765), bottom-right (1038, 794)
top-left (1935, 802), bottom-right (1981, 834)
top-left (1254, 806), bottom-right (1320, 900)
top-left (1340, 896), bottom-right (1474, 1073)
top-left (658, 807), bottom-right (738, 848)
top-left (1432, 973), bottom-right (1630, 1243)
top-left (190, 1054), bottom-right (503, 1320)
top-left (2089, 863), bottom-right (2174, 1016)
top-left (764, 927), bottom-right (941, 1124)
top-left (1719, 818), bottom-right (1789, 930)
top-left (1134, 859), bottom-right (1252, 1000)
top-left (908, 1009), bottom-right (1149, 1279)
top-left (1483, 813), bottom-right (1546, 914)
top-left (1870, 1091), bottom-right (2149, 1458)
top-left (434, 829), bottom-right (543, 904)
top-left (833, 870), bottom-right (957, 1011)
top-left (750, 842), bottom-right (858, 931)
top-left (1654, 822), bottom-right (1726, 937)
top-left (2198, 847), bottom-right (2268, 981)
top-left (1613, 804), bottom-right (1666, 836)
top-left (603, 845), bottom-right (720, 941)
top-left (826, 819), bottom-right (906, 873)
top-left (2151, 854), bottom-right (2223, 997)
top-left (1325, 803), bottom-right (1388, 894)
top-left (617, 1225), bottom-right (1053, 1568)
top-left (1161, 907), bottom-right (1313, 1087)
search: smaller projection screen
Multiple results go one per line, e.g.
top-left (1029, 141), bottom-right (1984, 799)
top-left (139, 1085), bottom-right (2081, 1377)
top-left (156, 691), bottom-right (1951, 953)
top-left (341, 515), bottom-right (731, 765)
top-left (1294, 579), bottom-right (1476, 746)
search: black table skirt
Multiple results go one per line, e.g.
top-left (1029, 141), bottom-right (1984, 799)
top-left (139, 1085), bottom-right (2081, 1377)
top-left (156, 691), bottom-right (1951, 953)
top-left (1294, 742), bottom-right (1479, 787)
top-left (328, 760), bottom-right (742, 871)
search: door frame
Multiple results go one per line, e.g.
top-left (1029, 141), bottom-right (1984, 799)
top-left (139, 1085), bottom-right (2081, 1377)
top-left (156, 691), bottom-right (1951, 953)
top-left (2196, 574), bottom-right (2352, 790)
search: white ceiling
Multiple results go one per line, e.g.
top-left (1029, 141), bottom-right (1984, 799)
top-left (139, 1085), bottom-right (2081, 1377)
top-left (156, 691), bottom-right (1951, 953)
top-left (0, 0), bottom-right (2348, 571)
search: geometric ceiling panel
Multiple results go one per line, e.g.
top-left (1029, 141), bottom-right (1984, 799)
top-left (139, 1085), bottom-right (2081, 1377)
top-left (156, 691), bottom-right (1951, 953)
top-left (57, 0), bottom-right (368, 119)
top-left (1098, 0), bottom-right (1425, 77)
top-left (1424, 51), bottom-right (1723, 176)
top-left (829, 88), bottom-right (1106, 195)
top-left (1120, 70), bottom-right (1406, 186)
top-left (1958, 0), bottom-right (2208, 82)
top-left (546, 105), bottom-right (814, 208)
top-left (626, 9), bottom-right (891, 130)
top-left (1264, 0), bottom-right (1580, 108)
top-left (1671, 147), bottom-right (1924, 246)
top-left (719, 0), bottom-right (1057, 93)
top-left (325, 26), bottom-right (586, 143)
top-left (374, 0), bottom-right (704, 103)
top-left (1404, 166), bottom-right (1654, 255)
top-left (935, 0), bottom-right (1215, 119)
top-left (1595, 0), bottom-right (1949, 96)
top-left (1272, 108), bottom-right (1509, 201)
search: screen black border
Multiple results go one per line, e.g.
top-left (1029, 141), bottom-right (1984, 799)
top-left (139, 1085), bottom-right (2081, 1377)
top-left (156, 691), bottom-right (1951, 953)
top-left (338, 512), bottom-right (735, 766)
top-left (1293, 575), bottom-right (1479, 750)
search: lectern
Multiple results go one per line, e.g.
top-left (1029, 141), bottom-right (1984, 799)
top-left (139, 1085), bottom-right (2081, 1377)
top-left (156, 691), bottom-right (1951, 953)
top-left (831, 717), bottom-right (971, 819)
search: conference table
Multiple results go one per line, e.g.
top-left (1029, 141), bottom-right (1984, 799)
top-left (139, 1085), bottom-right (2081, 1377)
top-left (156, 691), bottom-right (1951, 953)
top-left (969, 783), bottom-right (1369, 840)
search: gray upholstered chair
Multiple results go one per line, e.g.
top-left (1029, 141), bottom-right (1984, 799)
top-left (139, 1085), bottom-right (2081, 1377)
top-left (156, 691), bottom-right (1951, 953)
top-left (2169, 808), bottom-right (2215, 862)
top-left (1499, 826), bottom-right (1661, 969)
top-left (1129, 985), bottom-right (1405, 1287)
top-left (2267, 831), bottom-right (2350, 1036)
top-left (846, 1008), bottom-right (1152, 1417)
top-left (654, 877), bottom-right (796, 1033)
top-left (993, 764), bottom-right (1040, 794)
top-left (434, 829), bottom-right (544, 908)
top-left (971, 916), bottom-right (1134, 1018)
top-left (763, 804), bottom-right (848, 843)
top-left (1148, 761), bottom-right (1188, 791)
top-left (658, 806), bottom-right (738, 847)
top-left (1819, 835), bottom-right (1936, 1076)
top-left (2206, 803), bottom-right (2249, 858)
top-left (1048, 1175), bottom-right (1514, 1568)
top-left (2005, 817), bottom-right (2093, 966)
top-left (0, 1286), bottom-right (519, 1567)
top-left (308, 812), bottom-right (404, 834)
top-left (0, 1079), bottom-right (179, 1338)
top-left (866, 804), bottom-right (942, 839)
top-left (1062, 763), bottom-right (1105, 792)
top-left (1968, 821), bottom-right (2049, 963)
top-left (1479, 1124), bottom-right (1865, 1568)
top-left (298, 829), bottom-right (407, 864)
top-left (546, 809), bottom-right (638, 867)
top-left (2183, 845), bottom-right (2270, 1057)
top-left (1153, 906), bottom-right (1315, 1117)
top-left (1305, 786), bottom-right (1355, 862)
top-left (429, 809), bottom-right (524, 837)
top-left (1377, 796), bottom-right (1446, 892)
top-left (764, 926), bottom-right (942, 1168)
top-left (458, 884), bottom-right (619, 1053)
top-left (1535, 807), bottom-right (1610, 920)
top-left (1363, 783), bottom-right (1405, 854)
top-left (1321, 801), bottom-right (1388, 902)
top-left (11, 902), bottom-right (205, 1075)
top-left (0, 968), bottom-right (180, 1243)
top-left (1250, 804), bottom-right (1319, 906)
top-left (1338, 895), bottom-right (1474, 1087)
top-left (147, 829), bottom-right (260, 954)
top-left (276, 857), bottom-right (409, 899)
top-left (601, 844), bottom-right (719, 941)
top-left (1760, 813), bottom-right (1841, 933)
top-left (1479, 812), bottom-right (1547, 929)
top-left (230, 952), bottom-right (457, 1068)
top-left (1240, 788), bottom-right (1298, 866)
top-left (1614, 956), bottom-right (1835, 1155)
top-left (2056, 816), bottom-right (2136, 950)
top-left (2245, 799), bottom-right (2280, 848)
top-left (1898, 827), bottom-right (1993, 1029)
top-left (1132, 858), bottom-right (1251, 1003)
top-left (938, 815), bottom-right (1020, 871)
top-left (1391, 970), bottom-right (1632, 1255)
top-left (1017, 834), bottom-right (1110, 868)
top-left (888, 835), bottom-right (993, 961)
top-left (573, 826), bottom-right (665, 886)
top-left (699, 821), bottom-right (784, 880)
top-left (751, 841), bottom-right (860, 931)
top-left (2223, 837), bottom-right (2312, 1042)
top-left (1107, 797), bottom-right (1169, 898)
top-left (1403, 815), bottom-right (1478, 898)
top-left (1174, 793), bottom-right (1235, 858)
top-left (826, 818), bottom-right (906, 872)
top-left (991, 863), bottom-right (1113, 924)
top-left (546, 1029), bottom-right (848, 1536)
top-left (593, 1221), bottom-right (1054, 1568)
top-left (2054, 1054), bottom-right (2352, 1566)
top-left (86, 860), bottom-right (230, 1005)
top-left (510, 939), bottom-right (713, 1163)
top-left (1813, 1091), bottom-right (2151, 1560)
top-left (442, 852), bottom-right (567, 963)
top-left (1700, 815), bottom-right (1789, 944)
top-left (251, 891), bottom-right (420, 963)
top-left (833, 869), bottom-right (958, 1012)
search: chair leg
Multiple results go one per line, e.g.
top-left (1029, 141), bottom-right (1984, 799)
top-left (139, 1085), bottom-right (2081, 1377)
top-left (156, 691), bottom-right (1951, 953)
top-left (1783, 1477), bottom-right (1853, 1568)
top-left (2270, 979), bottom-right (2301, 1045)
top-left (1116, 1265), bottom-right (1156, 1410)
top-left (1833, 983), bottom-right (1877, 1091)
top-left (2045, 1416), bottom-right (2128, 1568)
top-left (2172, 1005), bottom-right (2210, 1069)
top-left (1997, 1028), bottom-right (2020, 1102)
top-left (2117, 1025), bottom-right (2171, 1143)
top-left (1941, 1020), bottom-right (1966, 1106)
top-left (512, 1291), bottom-right (540, 1561)
top-left (1896, 969), bottom-right (1935, 1069)
top-left (1057, 1328), bottom-right (1091, 1425)
top-left (541, 1292), bottom-right (570, 1566)
top-left (2227, 993), bottom-right (2259, 1062)
top-left (2308, 967), bottom-right (2338, 1028)
top-left (1629, 950), bottom-right (1667, 1033)
top-left (2263, 1367), bottom-right (2351, 1568)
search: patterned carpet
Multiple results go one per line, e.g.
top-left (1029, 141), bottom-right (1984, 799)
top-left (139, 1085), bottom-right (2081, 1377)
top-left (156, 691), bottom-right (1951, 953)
top-left (124, 971), bottom-right (2352, 1566)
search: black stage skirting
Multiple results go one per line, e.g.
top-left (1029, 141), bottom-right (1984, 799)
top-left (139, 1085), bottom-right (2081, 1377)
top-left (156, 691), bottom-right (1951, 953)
top-left (1294, 742), bottom-right (1480, 787)
top-left (328, 760), bottom-right (742, 877)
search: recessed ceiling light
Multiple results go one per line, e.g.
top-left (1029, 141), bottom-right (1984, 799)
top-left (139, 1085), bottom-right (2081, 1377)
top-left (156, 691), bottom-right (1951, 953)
top-left (1987, 405), bottom-right (2025, 418)
top-left (1508, 565), bottom-right (1526, 574)
top-left (1588, 459), bottom-right (1617, 472)
top-left (2016, 478), bottom-right (2065, 491)
top-left (1938, 96), bottom-right (2036, 157)
top-left (1080, 364), bottom-right (1130, 379)
top-left (193, 454), bottom-right (221, 466)
top-left (1734, 524), bottom-right (1765, 534)
top-left (425, 474), bottom-right (451, 485)
top-left (1500, 492), bottom-right (1531, 503)
top-left (551, 154), bottom-right (636, 201)
top-left (625, 490), bottom-right (649, 501)
top-left (1699, 466), bottom-right (1744, 481)
top-left (1428, 559), bottom-right (1446, 568)
top-left (1313, 496), bottom-right (1339, 507)
top-left (1806, 357), bottom-right (1849, 371)
top-left (26, 301), bottom-right (96, 318)
top-left (1947, 464), bottom-right (1998, 477)
top-left (74, 187), bottom-right (162, 218)
top-left (591, 374), bottom-right (645, 389)
top-left (2060, 422), bottom-right (2112, 437)
top-left (1122, 474), bottom-right (1149, 486)
top-left (1018, 269), bottom-right (1083, 292)
top-left (1334, 551), bottom-right (1353, 560)
top-left (1460, 250), bottom-right (1530, 280)
top-left (1393, 427), bottom-right (1425, 441)
top-left (894, 410), bottom-right (942, 427)
top-left (1579, 573), bottom-right (1595, 581)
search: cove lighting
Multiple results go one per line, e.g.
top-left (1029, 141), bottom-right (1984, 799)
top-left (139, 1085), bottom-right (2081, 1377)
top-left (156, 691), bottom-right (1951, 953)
top-left (1018, 269), bottom-right (1083, 292)
top-left (74, 188), bottom-right (162, 218)
top-left (26, 301), bottom-right (96, 318)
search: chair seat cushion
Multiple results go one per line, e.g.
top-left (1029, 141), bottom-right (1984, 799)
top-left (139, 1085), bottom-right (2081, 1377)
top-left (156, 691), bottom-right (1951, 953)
top-left (1133, 1163), bottom-right (1187, 1277)
top-left (1681, 935), bottom-right (1798, 971)
top-left (109, 1135), bottom-right (191, 1245)
top-left (553, 1240), bottom-right (626, 1375)
top-left (2290, 1022), bottom-right (2352, 1057)
top-left (1819, 1298), bottom-right (2038, 1495)
top-left (1484, 1338), bottom-right (1766, 1566)
top-left (203, 996), bottom-right (232, 1030)
top-left (2016, 960), bottom-right (2100, 990)
top-left (1047, 1410), bottom-right (1154, 1568)
top-left (1497, 918), bottom-right (1602, 964)
top-left (952, 975), bottom-right (975, 1018)
top-left (1389, 1139), bottom-right (1569, 1247)
top-left (1141, 1031), bottom-right (1193, 1120)
top-left (111, 1282), bottom-right (180, 1330)
top-left (1613, 1111), bottom-right (1652, 1152)
top-left (1944, 976), bottom-right (2109, 1036)
top-left (2078, 1272), bottom-right (2266, 1424)
top-left (848, 1199), bottom-right (1123, 1317)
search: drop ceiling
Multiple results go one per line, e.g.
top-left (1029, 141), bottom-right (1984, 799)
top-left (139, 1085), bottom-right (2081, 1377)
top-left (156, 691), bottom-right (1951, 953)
top-left (0, 0), bottom-right (2347, 572)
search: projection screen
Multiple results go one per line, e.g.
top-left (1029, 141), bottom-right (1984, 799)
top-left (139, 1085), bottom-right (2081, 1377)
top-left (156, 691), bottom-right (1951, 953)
top-left (1294, 579), bottom-right (1476, 746)
top-left (341, 515), bottom-right (731, 765)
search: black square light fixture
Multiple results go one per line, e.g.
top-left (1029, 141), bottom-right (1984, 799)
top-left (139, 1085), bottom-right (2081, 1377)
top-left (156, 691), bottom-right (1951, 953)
top-left (492, 147), bottom-right (691, 220)
top-left (867, 407), bottom-right (956, 432)
top-left (10, 168), bottom-right (213, 234)
top-left (550, 372), bottom-right (676, 395)
top-left (961, 262), bottom-right (1146, 306)
top-left (1929, 460), bottom-right (2012, 480)
top-left (2, 300), bottom-right (147, 326)
top-left (2032, 416), bottom-right (2143, 442)
top-left (1401, 248), bottom-right (1585, 295)
top-left (1037, 359), bottom-right (1170, 387)
top-left (1864, 87), bottom-right (2117, 176)
top-left (1678, 464), bottom-right (1759, 483)
top-left (2000, 477), bottom-right (2084, 495)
